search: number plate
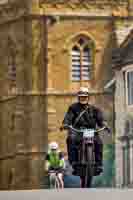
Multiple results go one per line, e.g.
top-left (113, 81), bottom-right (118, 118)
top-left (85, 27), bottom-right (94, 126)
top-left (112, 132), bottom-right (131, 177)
top-left (83, 129), bottom-right (95, 138)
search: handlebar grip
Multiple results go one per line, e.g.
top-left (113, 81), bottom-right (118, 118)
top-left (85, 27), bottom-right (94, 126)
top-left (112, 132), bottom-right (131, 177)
top-left (59, 126), bottom-right (64, 131)
top-left (105, 127), bottom-right (111, 134)
top-left (64, 124), bottom-right (71, 129)
top-left (59, 124), bottom-right (70, 131)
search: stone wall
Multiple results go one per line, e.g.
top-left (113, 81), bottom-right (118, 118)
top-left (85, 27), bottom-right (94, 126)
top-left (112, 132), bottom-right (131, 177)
top-left (0, 95), bottom-right (47, 190)
top-left (115, 70), bottom-right (126, 187)
top-left (0, 1), bottom-right (48, 189)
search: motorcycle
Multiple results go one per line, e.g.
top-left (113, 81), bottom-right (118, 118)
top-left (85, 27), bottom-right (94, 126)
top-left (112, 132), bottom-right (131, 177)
top-left (63, 125), bottom-right (110, 188)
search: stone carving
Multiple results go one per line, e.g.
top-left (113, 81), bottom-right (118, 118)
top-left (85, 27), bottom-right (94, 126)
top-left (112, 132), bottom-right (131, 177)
top-left (0, 2), bottom-right (28, 23)
top-left (40, 0), bottom-right (128, 7)
top-left (40, 0), bottom-right (128, 15)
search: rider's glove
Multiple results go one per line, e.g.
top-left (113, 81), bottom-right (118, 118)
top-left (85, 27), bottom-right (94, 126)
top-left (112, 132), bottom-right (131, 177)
top-left (103, 121), bottom-right (111, 134)
top-left (105, 126), bottom-right (111, 134)
top-left (59, 125), bottom-right (64, 131)
top-left (60, 124), bottom-right (71, 131)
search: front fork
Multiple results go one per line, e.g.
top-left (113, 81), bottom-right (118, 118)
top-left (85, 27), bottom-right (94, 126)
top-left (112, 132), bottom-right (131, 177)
top-left (79, 140), bottom-right (95, 188)
top-left (80, 138), bottom-right (95, 165)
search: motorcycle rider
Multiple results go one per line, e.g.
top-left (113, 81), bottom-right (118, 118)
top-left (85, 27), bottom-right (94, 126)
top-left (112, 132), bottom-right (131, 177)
top-left (60, 87), bottom-right (110, 177)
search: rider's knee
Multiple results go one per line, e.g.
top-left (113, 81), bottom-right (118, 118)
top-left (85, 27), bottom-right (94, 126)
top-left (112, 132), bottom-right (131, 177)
top-left (57, 173), bottom-right (63, 180)
top-left (49, 173), bottom-right (56, 181)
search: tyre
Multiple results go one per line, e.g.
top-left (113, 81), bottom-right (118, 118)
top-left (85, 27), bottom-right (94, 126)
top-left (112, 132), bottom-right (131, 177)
top-left (55, 175), bottom-right (64, 189)
top-left (82, 145), bottom-right (94, 188)
top-left (55, 177), bottom-right (60, 188)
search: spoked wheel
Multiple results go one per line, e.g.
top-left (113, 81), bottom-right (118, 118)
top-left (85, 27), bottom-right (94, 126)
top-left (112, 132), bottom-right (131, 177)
top-left (49, 173), bottom-right (63, 189)
top-left (80, 145), bottom-right (94, 188)
top-left (81, 165), bottom-right (93, 188)
top-left (55, 175), bottom-right (64, 189)
top-left (80, 174), bottom-right (92, 188)
top-left (55, 177), bottom-right (60, 189)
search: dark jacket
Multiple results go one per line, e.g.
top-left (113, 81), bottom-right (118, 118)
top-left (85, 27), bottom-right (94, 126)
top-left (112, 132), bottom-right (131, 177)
top-left (62, 102), bottom-right (104, 129)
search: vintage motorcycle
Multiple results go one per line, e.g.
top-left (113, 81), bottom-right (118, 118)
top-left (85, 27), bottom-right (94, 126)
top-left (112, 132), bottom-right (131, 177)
top-left (63, 125), bottom-right (110, 188)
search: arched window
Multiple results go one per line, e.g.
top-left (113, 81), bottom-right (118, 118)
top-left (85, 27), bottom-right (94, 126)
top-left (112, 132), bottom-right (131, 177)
top-left (71, 37), bottom-right (94, 81)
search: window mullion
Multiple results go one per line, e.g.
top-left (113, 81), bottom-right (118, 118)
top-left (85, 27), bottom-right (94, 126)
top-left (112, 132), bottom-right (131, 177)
top-left (80, 49), bottom-right (82, 81)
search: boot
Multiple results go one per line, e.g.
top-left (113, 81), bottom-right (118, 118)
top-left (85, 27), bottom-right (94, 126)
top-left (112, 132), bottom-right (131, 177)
top-left (94, 162), bottom-right (103, 176)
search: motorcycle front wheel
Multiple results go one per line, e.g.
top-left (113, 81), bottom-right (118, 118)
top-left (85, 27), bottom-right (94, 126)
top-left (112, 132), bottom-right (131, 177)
top-left (80, 145), bottom-right (94, 188)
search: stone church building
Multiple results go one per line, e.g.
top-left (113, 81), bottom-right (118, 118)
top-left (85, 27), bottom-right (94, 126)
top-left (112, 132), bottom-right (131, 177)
top-left (0, 0), bottom-right (133, 190)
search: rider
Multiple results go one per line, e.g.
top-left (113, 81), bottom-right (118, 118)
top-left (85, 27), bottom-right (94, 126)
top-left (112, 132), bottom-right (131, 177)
top-left (60, 87), bottom-right (109, 176)
top-left (45, 141), bottom-right (65, 188)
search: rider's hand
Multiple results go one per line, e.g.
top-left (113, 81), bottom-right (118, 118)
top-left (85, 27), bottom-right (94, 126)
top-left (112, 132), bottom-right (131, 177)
top-left (60, 124), bottom-right (71, 131)
top-left (59, 125), bottom-right (64, 131)
top-left (103, 121), bottom-right (111, 134)
top-left (105, 126), bottom-right (111, 134)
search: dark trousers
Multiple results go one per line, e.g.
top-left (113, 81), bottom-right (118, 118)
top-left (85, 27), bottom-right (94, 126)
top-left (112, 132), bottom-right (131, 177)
top-left (66, 134), bottom-right (103, 166)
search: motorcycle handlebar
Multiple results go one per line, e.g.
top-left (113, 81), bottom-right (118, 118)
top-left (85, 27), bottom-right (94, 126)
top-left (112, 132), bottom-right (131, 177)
top-left (48, 169), bottom-right (65, 174)
top-left (62, 124), bottom-right (108, 134)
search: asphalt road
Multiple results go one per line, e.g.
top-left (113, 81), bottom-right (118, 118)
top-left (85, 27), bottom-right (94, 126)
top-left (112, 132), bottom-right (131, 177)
top-left (0, 189), bottom-right (133, 200)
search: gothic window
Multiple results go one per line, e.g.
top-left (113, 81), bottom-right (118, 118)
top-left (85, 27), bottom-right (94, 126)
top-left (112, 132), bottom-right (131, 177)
top-left (71, 37), bottom-right (94, 81)
top-left (125, 69), bottom-right (133, 106)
